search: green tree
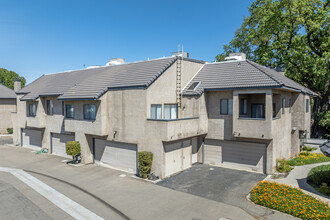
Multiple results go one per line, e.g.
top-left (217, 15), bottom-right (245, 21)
top-left (0, 68), bottom-right (26, 90)
top-left (216, 0), bottom-right (329, 137)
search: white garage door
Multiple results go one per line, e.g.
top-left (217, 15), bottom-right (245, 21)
top-left (22, 129), bottom-right (42, 150)
top-left (94, 139), bottom-right (137, 173)
top-left (164, 139), bottom-right (192, 177)
top-left (51, 133), bottom-right (75, 158)
top-left (204, 140), bottom-right (266, 173)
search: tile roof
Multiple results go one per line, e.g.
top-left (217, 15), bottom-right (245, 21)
top-left (19, 57), bottom-right (177, 101)
top-left (182, 59), bottom-right (317, 96)
top-left (0, 84), bottom-right (16, 99)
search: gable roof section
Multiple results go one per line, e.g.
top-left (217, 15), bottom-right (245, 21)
top-left (0, 84), bottom-right (16, 99)
top-left (19, 57), bottom-right (177, 101)
top-left (182, 60), bottom-right (317, 96)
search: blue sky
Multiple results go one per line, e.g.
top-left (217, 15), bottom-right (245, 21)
top-left (0, 0), bottom-right (253, 84)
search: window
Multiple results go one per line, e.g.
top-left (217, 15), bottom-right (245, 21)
top-left (306, 99), bottom-right (310, 113)
top-left (46, 100), bottom-right (54, 115)
top-left (220, 99), bottom-right (233, 115)
top-left (289, 99), bottom-right (292, 113)
top-left (84, 104), bottom-right (96, 120)
top-left (273, 103), bottom-right (276, 118)
top-left (187, 82), bottom-right (200, 91)
top-left (28, 104), bottom-right (36, 117)
top-left (65, 104), bottom-right (74, 119)
top-left (282, 98), bottom-right (285, 114)
top-left (251, 104), bottom-right (265, 118)
top-left (240, 99), bottom-right (247, 115)
top-left (164, 104), bottom-right (178, 119)
top-left (151, 104), bottom-right (162, 119)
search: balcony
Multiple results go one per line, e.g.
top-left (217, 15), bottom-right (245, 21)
top-left (26, 115), bottom-right (45, 128)
top-left (146, 117), bottom-right (206, 141)
top-left (64, 118), bottom-right (108, 136)
top-left (233, 90), bottom-right (273, 140)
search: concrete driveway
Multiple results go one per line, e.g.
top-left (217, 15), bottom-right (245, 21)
top-left (158, 164), bottom-right (296, 220)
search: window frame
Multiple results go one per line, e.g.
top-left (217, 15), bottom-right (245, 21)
top-left (164, 104), bottom-right (178, 120)
top-left (65, 104), bottom-right (74, 119)
top-left (28, 103), bottom-right (37, 117)
top-left (220, 99), bottom-right (233, 115)
top-left (83, 104), bottom-right (96, 120)
top-left (151, 104), bottom-right (162, 119)
top-left (46, 100), bottom-right (54, 115)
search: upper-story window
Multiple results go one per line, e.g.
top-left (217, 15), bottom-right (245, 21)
top-left (289, 99), bottom-right (292, 113)
top-left (28, 104), bottom-right (37, 117)
top-left (164, 104), bottom-right (178, 119)
top-left (240, 99), bottom-right (247, 115)
top-left (251, 104), bottom-right (265, 118)
top-left (282, 98), bottom-right (285, 114)
top-left (151, 104), bottom-right (162, 119)
top-left (220, 99), bottom-right (233, 115)
top-left (46, 100), bottom-right (54, 115)
top-left (84, 104), bottom-right (96, 120)
top-left (65, 104), bottom-right (74, 119)
top-left (306, 99), bottom-right (310, 113)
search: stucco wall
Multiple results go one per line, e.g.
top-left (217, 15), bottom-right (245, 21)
top-left (0, 99), bottom-right (16, 133)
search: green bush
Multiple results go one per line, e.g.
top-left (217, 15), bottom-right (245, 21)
top-left (301, 146), bottom-right (317, 152)
top-left (319, 183), bottom-right (330, 196)
top-left (276, 159), bottom-right (293, 173)
top-left (66, 141), bottom-right (81, 160)
top-left (307, 164), bottom-right (330, 186)
top-left (138, 151), bottom-right (153, 178)
top-left (6, 128), bottom-right (13, 134)
top-left (299, 151), bottom-right (310, 156)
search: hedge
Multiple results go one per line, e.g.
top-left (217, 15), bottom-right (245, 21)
top-left (138, 151), bottom-right (153, 178)
top-left (66, 141), bottom-right (81, 160)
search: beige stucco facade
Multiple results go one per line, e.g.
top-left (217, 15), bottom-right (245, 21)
top-left (11, 58), bottom-right (312, 178)
top-left (0, 99), bottom-right (16, 134)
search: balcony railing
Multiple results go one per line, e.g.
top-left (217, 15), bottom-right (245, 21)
top-left (64, 118), bottom-right (108, 136)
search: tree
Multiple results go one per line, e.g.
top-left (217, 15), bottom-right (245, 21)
top-left (0, 68), bottom-right (26, 90)
top-left (216, 0), bottom-right (329, 137)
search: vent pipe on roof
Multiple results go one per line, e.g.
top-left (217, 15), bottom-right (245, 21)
top-left (172, 51), bottom-right (189, 58)
top-left (106, 58), bottom-right (125, 66)
top-left (225, 52), bottom-right (246, 61)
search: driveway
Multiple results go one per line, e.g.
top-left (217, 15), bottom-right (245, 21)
top-left (158, 164), bottom-right (296, 220)
top-left (0, 145), bottom-right (256, 220)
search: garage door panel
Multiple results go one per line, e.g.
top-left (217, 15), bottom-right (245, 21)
top-left (52, 133), bottom-right (75, 158)
top-left (204, 140), bottom-right (266, 173)
top-left (94, 139), bottom-right (137, 173)
top-left (22, 129), bottom-right (42, 149)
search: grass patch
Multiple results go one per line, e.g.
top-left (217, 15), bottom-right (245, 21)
top-left (307, 164), bottom-right (330, 197)
top-left (288, 153), bottom-right (330, 166)
top-left (250, 181), bottom-right (330, 220)
top-left (276, 159), bottom-right (293, 173)
top-left (301, 145), bottom-right (318, 152)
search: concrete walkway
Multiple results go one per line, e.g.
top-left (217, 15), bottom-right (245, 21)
top-left (0, 145), bottom-right (256, 220)
top-left (266, 162), bottom-right (330, 205)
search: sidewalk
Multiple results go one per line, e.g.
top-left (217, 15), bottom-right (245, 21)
top-left (0, 145), bottom-right (256, 220)
top-left (266, 162), bottom-right (330, 205)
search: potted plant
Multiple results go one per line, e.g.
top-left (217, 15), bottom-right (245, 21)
top-left (66, 141), bottom-right (81, 164)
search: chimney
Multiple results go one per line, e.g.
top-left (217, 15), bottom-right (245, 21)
top-left (106, 58), bottom-right (125, 66)
top-left (14, 78), bottom-right (21, 92)
top-left (225, 52), bottom-right (246, 61)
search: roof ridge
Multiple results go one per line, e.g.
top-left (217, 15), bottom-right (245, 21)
top-left (246, 60), bottom-right (283, 86)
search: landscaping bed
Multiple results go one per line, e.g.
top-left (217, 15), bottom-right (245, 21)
top-left (250, 181), bottom-right (330, 220)
top-left (307, 164), bottom-right (330, 197)
top-left (288, 153), bottom-right (330, 166)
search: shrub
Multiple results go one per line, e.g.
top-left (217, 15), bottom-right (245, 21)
top-left (301, 145), bottom-right (317, 152)
top-left (138, 151), bottom-right (153, 178)
top-left (276, 159), bottom-right (293, 173)
top-left (319, 183), bottom-right (330, 196)
top-left (6, 128), bottom-right (13, 134)
top-left (66, 141), bottom-right (81, 160)
top-left (307, 164), bottom-right (330, 186)
top-left (288, 153), bottom-right (330, 166)
top-left (250, 181), bottom-right (330, 220)
top-left (299, 151), bottom-right (310, 156)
